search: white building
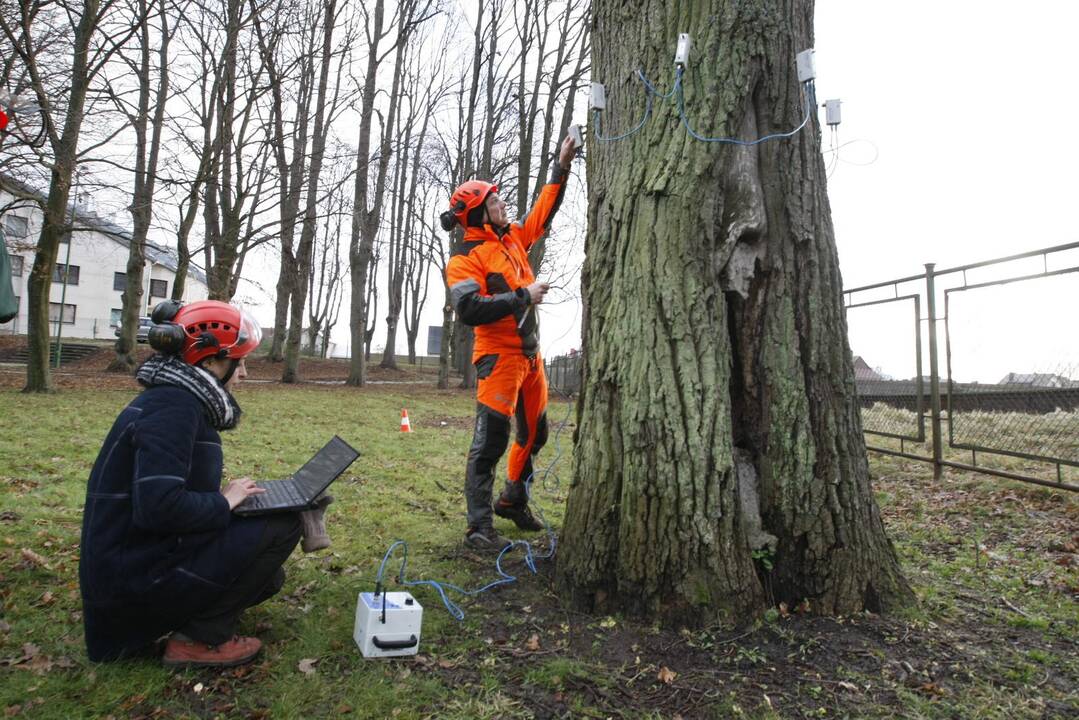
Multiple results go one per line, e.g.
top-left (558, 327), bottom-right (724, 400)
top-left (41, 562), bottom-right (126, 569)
top-left (1, 174), bottom-right (208, 340)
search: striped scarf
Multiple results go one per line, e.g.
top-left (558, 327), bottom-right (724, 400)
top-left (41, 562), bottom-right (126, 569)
top-left (136, 355), bottom-right (242, 430)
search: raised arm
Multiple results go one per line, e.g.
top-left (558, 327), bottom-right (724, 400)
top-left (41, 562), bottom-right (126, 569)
top-left (519, 136), bottom-right (577, 250)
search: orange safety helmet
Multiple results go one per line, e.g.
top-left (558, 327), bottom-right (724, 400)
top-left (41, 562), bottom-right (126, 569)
top-left (441, 180), bottom-right (498, 230)
top-left (148, 300), bottom-right (262, 366)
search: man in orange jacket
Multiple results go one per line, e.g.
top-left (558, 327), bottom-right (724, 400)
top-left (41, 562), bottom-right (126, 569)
top-left (442, 135), bottom-right (576, 550)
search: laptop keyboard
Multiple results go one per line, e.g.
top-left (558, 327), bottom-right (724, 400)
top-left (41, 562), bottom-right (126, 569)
top-left (241, 480), bottom-right (307, 510)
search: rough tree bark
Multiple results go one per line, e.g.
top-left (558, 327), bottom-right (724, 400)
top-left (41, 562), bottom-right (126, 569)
top-left (557, 0), bottom-right (912, 624)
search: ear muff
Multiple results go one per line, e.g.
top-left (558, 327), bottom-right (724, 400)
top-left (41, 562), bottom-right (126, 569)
top-left (148, 323), bottom-right (185, 355)
top-left (151, 299), bottom-right (183, 324)
top-left (439, 210), bottom-right (458, 231)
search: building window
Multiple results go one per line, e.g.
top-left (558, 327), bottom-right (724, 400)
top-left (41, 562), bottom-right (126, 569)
top-left (113, 272), bottom-right (126, 292)
top-left (110, 308), bottom-right (122, 327)
top-left (49, 302), bottom-right (76, 324)
top-left (149, 278), bottom-right (167, 298)
top-left (52, 263), bottom-right (80, 286)
top-left (3, 215), bottom-right (29, 239)
top-left (9, 255), bottom-right (23, 276)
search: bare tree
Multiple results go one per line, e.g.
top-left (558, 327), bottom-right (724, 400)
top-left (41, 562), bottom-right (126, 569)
top-left (346, 0), bottom-right (436, 385)
top-left (198, 0), bottom-right (279, 300)
top-left (305, 155), bottom-right (350, 358)
top-left (106, 0), bottom-right (175, 372)
top-left (2, 0), bottom-right (146, 392)
top-left (281, 0), bottom-right (355, 382)
top-left (252, 0), bottom-right (312, 361)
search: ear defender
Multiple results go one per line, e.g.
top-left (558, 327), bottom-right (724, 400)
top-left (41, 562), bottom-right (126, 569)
top-left (148, 299), bottom-right (186, 355)
top-left (439, 210), bottom-right (458, 231)
top-left (150, 299), bottom-right (182, 324)
top-left (148, 323), bottom-right (185, 355)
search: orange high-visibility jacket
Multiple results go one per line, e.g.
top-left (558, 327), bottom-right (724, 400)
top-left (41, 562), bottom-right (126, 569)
top-left (447, 165), bottom-right (569, 359)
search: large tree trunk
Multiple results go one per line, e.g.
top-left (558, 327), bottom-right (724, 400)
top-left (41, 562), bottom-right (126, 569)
top-left (557, 0), bottom-right (912, 625)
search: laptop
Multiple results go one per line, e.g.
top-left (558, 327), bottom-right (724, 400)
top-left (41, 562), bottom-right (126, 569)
top-left (233, 435), bottom-right (360, 516)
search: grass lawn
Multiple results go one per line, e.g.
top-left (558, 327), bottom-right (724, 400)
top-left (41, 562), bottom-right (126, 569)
top-left (0, 381), bottom-right (1076, 719)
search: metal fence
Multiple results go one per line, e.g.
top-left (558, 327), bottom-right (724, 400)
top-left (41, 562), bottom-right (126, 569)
top-left (537, 245), bottom-right (1079, 491)
top-left (544, 352), bottom-right (582, 398)
top-left (846, 241), bottom-right (1079, 491)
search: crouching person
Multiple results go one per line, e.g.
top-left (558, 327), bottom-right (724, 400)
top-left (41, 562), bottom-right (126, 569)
top-left (78, 300), bottom-right (331, 667)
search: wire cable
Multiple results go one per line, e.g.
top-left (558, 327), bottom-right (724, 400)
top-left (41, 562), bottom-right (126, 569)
top-left (592, 92), bottom-right (652, 143)
top-left (677, 78), bottom-right (816, 145)
top-left (637, 67), bottom-right (681, 100)
top-left (373, 384), bottom-right (575, 621)
top-left (592, 65), bottom-right (816, 147)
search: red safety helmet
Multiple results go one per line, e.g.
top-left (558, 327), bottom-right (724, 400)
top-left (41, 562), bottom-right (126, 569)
top-left (149, 300), bottom-right (262, 366)
top-left (447, 180), bottom-right (498, 228)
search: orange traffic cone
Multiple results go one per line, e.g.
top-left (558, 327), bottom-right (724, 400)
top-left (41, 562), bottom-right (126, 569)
top-left (400, 408), bottom-right (413, 433)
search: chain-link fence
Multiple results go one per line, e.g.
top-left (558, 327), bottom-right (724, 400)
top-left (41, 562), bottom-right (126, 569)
top-left (847, 241), bottom-right (1079, 491)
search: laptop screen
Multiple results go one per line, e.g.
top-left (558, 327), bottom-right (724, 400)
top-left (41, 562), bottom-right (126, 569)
top-left (291, 436), bottom-right (360, 499)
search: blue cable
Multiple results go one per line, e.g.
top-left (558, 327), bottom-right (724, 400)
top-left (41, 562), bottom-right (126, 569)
top-left (637, 67), bottom-right (681, 100)
top-left (677, 79), bottom-right (816, 146)
top-left (373, 389), bottom-right (574, 620)
top-left (592, 64), bottom-right (816, 147)
top-left (592, 93), bottom-right (652, 143)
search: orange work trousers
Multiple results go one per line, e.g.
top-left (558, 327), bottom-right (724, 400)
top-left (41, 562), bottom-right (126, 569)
top-left (465, 353), bottom-right (548, 528)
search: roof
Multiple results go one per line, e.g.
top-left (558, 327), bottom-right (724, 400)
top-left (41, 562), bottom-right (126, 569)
top-left (0, 172), bottom-right (207, 285)
top-left (852, 355), bottom-right (884, 381)
top-left (997, 372), bottom-right (1072, 387)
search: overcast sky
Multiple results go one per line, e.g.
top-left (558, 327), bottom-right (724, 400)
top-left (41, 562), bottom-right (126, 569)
top-left (816, 0), bottom-right (1079, 382)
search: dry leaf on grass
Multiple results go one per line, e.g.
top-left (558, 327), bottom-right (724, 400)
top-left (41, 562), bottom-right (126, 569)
top-left (657, 666), bottom-right (677, 684)
top-left (20, 549), bottom-right (49, 569)
top-left (525, 634), bottom-right (541, 652)
top-left (297, 658), bottom-right (319, 675)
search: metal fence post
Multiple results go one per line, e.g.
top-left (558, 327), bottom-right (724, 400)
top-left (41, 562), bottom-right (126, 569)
top-left (925, 263), bottom-right (943, 480)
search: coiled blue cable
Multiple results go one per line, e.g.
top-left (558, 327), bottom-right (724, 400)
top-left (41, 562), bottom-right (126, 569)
top-left (374, 389), bottom-right (574, 621)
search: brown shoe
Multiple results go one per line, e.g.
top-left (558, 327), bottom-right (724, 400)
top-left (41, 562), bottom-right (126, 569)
top-left (162, 634), bottom-right (262, 668)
